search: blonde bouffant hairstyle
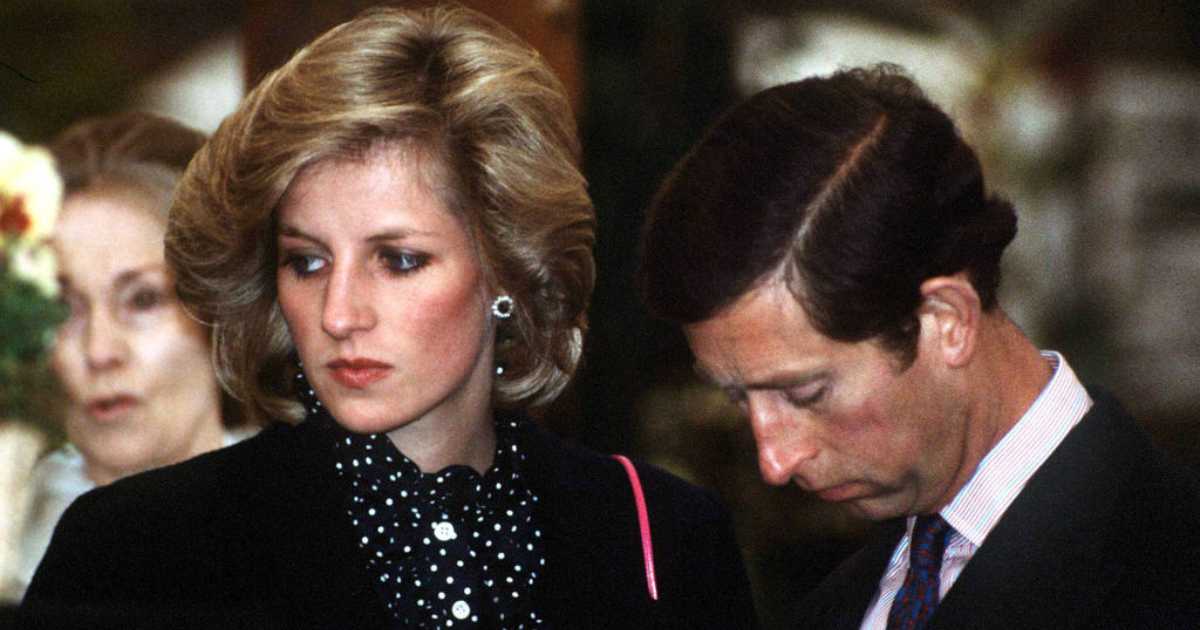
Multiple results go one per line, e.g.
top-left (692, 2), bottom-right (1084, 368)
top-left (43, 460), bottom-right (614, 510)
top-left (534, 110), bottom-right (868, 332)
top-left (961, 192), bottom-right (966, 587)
top-left (165, 4), bottom-right (595, 424)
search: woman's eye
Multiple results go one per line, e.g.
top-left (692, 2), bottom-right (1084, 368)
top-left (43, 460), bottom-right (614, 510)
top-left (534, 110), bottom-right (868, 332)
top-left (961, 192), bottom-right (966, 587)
top-left (382, 250), bottom-right (425, 274)
top-left (285, 254), bottom-right (326, 277)
top-left (128, 288), bottom-right (164, 311)
top-left (57, 291), bottom-right (88, 329)
top-left (59, 291), bottom-right (84, 318)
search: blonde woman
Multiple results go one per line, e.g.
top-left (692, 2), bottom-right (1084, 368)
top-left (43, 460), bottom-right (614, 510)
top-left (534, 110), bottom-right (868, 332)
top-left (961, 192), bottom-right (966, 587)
top-left (21, 6), bottom-right (756, 628)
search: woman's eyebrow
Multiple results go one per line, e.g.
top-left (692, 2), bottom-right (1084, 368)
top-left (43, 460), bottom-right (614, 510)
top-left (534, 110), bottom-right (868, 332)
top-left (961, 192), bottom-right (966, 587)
top-left (112, 264), bottom-right (167, 293)
top-left (277, 223), bottom-right (438, 245)
top-left (366, 228), bottom-right (437, 243)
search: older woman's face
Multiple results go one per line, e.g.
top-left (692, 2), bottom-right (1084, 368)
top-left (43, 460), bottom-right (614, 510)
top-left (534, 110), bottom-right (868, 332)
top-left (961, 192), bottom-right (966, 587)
top-left (52, 184), bottom-right (224, 486)
top-left (275, 148), bottom-right (495, 440)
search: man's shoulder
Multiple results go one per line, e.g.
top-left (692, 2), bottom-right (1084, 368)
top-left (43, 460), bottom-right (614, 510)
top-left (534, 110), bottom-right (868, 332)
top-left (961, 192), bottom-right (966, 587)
top-left (1074, 388), bottom-right (1200, 500)
top-left (961, 389), bottom-right (1200, 623)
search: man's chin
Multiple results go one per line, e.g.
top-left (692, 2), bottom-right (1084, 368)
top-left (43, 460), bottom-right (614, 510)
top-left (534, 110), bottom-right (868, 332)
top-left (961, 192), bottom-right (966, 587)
top-left (838, 493), bottom-right (909, 522)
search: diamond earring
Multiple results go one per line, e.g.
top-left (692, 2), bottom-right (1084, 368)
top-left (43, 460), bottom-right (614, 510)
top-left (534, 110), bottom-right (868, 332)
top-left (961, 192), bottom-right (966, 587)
top-left (491, 295), bottom-right (514, 319)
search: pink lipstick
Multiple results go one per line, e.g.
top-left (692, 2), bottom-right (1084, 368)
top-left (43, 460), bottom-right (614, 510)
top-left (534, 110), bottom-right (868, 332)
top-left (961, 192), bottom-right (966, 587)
top-left (327, 358), bottom-right (392, 389)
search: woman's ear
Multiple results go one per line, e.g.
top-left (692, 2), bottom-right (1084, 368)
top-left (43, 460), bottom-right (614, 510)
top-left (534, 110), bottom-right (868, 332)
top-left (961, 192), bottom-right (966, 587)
top-left (916, 273), bottom-right (981, 368)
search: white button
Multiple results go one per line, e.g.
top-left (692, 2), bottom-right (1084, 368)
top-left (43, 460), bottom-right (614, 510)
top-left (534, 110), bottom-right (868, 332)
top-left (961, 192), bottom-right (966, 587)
top-left (452, 600), bottom-right (470, 619)
top-left (433, 522), bottom-right (457, 541)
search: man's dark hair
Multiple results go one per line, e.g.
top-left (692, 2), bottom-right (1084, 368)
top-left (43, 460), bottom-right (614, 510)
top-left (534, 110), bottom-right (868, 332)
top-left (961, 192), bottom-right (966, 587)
top-left (638, 64), bottom-right (1017, 365)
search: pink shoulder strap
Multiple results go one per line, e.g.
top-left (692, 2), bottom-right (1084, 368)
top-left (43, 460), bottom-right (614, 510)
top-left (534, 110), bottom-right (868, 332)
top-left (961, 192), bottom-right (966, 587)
top-left (611, 454), bottom-right (659, 601)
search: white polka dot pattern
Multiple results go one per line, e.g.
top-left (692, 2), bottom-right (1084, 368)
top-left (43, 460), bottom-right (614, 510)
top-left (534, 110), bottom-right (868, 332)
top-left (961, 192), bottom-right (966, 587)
top-left (296, 367), bottom-right (546, 628)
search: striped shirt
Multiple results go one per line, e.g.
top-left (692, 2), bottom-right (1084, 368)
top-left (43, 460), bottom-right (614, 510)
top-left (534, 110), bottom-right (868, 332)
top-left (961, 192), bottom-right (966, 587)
top-left (859, 351), bottom-right (1092, 629)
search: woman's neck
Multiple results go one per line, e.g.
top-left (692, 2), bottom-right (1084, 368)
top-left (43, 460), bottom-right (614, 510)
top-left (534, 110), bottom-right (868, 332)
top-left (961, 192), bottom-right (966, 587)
top-left (386, 407), bottom-right (497, 475)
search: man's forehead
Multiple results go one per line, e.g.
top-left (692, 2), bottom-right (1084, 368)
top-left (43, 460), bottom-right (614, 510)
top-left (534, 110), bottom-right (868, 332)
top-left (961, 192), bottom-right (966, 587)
top-left (685, 282), bottom-right (815, 344)
top-left (683, 284), bottom-right (835, 386)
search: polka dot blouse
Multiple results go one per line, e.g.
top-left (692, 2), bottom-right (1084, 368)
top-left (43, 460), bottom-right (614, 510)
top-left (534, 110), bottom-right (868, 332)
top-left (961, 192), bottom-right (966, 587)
top-left (298, 373), bottom-right (546, 628)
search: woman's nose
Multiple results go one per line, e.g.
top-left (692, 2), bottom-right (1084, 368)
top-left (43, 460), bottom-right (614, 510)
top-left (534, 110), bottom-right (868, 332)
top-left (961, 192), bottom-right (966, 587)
top-left (321, 265), bottom-right (377, 339)
top-left (747, 395), bottom-right (819, 486)
top-left (83, 311), bottom-right (128, 371)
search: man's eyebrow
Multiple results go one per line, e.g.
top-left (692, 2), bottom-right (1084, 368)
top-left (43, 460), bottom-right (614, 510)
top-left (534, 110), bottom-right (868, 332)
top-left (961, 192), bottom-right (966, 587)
top-left (693, 363), bottom-right (828, 391)
top-left (745, 370), bottom-right (829, 391)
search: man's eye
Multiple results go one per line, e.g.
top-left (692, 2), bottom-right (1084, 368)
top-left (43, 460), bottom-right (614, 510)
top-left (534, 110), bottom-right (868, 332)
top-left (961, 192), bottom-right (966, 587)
top-left (784, 385), bottom-right (826, 408)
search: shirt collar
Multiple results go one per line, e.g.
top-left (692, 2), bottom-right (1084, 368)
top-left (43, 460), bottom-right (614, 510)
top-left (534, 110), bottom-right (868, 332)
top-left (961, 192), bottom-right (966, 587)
top-left (938, 350), bottom-right (1093, 547)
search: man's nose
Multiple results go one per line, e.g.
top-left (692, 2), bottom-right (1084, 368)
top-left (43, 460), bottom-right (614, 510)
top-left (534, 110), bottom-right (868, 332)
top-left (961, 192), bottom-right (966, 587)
top-left (747, 395), bottom-right (819, 486)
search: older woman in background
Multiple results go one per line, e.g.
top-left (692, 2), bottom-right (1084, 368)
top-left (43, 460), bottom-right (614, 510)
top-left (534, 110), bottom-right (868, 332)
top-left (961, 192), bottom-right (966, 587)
top-left (20, 5), bottom-right (756, 628)
top-left (8, 113), bottom-right (251, 599)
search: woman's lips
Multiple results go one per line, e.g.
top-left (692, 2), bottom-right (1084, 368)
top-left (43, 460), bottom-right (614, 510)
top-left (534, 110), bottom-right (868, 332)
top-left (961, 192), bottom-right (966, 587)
top-left (327, 358), bottom-right (392, 389)
top-left (85, 395), bottom-right (138, 422)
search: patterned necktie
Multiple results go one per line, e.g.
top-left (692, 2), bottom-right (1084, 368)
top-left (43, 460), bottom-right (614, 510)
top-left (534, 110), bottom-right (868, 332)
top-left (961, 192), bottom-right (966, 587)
top-left (886, 514), bottom-right (953, 630)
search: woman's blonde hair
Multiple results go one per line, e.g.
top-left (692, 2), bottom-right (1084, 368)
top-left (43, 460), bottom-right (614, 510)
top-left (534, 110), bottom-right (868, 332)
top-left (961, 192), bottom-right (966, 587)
top-left (166, 4), bottom-right (595, 424)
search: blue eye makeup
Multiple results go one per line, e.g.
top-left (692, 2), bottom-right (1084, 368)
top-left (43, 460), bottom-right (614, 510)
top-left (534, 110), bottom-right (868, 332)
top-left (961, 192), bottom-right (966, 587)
top-left (283, 253), bottom-right (327, 277)
top-left (381, 249), bottom-right (427, 274)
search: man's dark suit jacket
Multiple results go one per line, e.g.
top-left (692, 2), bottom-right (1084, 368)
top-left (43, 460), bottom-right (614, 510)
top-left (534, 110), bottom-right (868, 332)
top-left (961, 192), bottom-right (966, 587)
top-left (798, 390), bottom-right (1200, 629)
top-left (20, 419), bottom-right (758, 629)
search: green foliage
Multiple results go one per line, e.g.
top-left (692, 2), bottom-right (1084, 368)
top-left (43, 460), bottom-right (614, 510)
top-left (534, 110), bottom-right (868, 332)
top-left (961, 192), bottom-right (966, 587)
top-left (0, 273), bottom-right (67, 430)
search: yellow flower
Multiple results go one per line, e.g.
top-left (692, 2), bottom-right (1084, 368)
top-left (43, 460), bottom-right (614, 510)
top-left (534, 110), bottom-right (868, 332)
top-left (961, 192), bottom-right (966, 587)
top-left (0, 131), bottom-right (62, 246)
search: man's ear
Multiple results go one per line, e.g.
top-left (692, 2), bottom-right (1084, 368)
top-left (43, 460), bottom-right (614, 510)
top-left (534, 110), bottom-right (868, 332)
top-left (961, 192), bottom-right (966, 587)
top-left (916, 273), bottom-right (981, 368)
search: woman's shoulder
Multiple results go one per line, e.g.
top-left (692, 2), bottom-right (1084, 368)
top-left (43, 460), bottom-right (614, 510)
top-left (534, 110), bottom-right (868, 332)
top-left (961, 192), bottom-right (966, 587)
top-left (520, 421), bottom-right (729, 524)
top-left (42, 420), bottom-right (323, 547)
top-left (20, 421), bottom-right (335, 620)
top-left (518, 422), bottom-right (760, 627)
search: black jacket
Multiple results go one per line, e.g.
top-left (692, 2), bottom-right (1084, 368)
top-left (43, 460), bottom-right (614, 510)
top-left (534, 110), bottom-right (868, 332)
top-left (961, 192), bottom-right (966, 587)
top-left (21, 419), bottom-right (758, 629)
top-left (796, 390), bottom-right (1200, 629)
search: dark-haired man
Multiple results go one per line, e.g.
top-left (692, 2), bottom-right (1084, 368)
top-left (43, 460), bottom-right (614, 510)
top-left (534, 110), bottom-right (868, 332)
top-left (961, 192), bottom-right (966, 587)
top-left (638, 66), bottom-right (1200, 628)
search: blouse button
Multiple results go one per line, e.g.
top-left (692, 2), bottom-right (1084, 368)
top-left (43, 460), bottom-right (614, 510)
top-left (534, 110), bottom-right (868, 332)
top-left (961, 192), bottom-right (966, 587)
top-left (452, 600), bottom-right (470, 620)
top-left (433, 522), bottom-right (457, 541)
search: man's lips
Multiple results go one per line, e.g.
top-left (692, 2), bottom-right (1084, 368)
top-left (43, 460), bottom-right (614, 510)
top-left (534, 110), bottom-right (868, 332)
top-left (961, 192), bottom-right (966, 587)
top-left (327, 358), bottom-right (393, 389)
top-left (812, 482), bottom-right (869, 503)
top-left (84, 394), bottom-right (138, 422)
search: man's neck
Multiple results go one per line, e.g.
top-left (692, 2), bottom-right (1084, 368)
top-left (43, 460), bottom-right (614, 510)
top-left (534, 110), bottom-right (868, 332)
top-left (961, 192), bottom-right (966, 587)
top-left (966, 314), bottom-right (1054, 467)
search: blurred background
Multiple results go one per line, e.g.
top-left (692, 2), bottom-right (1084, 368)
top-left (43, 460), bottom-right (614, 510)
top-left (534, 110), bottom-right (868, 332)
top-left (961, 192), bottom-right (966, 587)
top-left (3, 1), bottom-right (1198, 626)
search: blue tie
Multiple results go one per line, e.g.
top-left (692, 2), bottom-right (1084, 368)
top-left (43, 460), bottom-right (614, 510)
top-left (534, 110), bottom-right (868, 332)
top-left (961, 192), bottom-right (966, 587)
top-left (886, 514), bottom-right (953, 630)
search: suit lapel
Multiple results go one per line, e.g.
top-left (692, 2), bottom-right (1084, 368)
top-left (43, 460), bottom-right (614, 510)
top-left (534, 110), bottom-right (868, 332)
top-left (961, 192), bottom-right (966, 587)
top-left (797, 519), bottom-right (903, 629)
top-left (930, 397), bottom-right (1134, 629)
